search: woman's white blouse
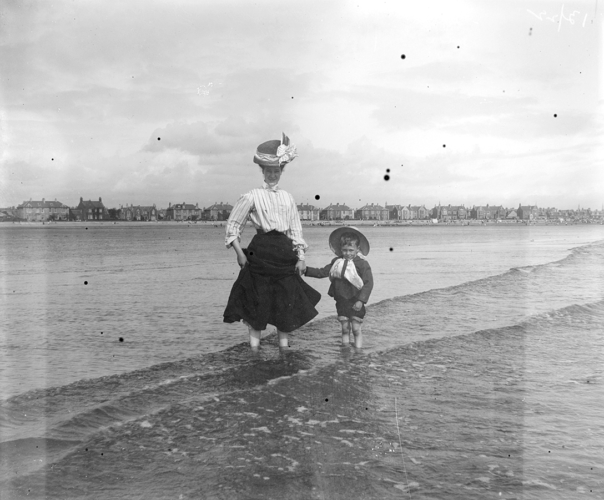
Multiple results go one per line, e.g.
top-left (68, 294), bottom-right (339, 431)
top-left (225, 183), bottom-right (307, 259)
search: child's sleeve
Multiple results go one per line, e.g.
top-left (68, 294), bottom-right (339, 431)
top-left (357, 262), bottom-right (374, 304)
top-left (304, 259), bottom-right (335, 279)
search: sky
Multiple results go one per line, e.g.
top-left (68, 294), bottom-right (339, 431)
top-left (1, 0), bottom-right (602, 211)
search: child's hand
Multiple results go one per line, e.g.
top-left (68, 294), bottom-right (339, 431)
top-left (295, 260), bottom-right (306, 277)
top-left (352, 301), bottom-right (363, 311)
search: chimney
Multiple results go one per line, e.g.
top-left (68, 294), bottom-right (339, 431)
top-left (42, 198), bottom-right (45, 203)
top-left (169, 202), bottom-right (171, 208)
top-left (80, 197), bottom-right (83, 203)
top-left (99, 197), bottom-right (102, 202)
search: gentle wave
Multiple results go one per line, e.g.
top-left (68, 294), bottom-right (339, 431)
top-left (3, 298), bottom-right (602, 489)
top-left (4, 296), bottom-right (602, 499)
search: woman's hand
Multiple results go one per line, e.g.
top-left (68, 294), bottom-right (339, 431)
top-left (237, 252), bottom-right (248, 269)
top-left (352, 300), bottom-right (363, 312)
top-left (295, 260), bottom-right (306, 277)
top-left (231, 238), bottom-right (247, 269)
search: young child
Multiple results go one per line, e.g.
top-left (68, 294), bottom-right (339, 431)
top-left (304, 227), bottom-right (373, 348)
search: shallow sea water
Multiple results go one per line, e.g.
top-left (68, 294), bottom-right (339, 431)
top-left (1, 223), bottom-right (603, 499)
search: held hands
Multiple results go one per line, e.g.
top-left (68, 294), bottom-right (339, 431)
top-left (295, 260), bottom-right (306, 277)
top-left (352, 300), bottom-right (363, 312)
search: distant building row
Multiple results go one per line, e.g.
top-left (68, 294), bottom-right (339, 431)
top-left (3, 198), bottom-right (602, 223)
top-left (4, 198), bottom-right (234, 222)
top-left (298, 202), bottom-right (604, 222)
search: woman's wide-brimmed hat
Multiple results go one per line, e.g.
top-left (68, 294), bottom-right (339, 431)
top-left (253, 132), bottom-right (298, 167)
top-left (329, 226), bottom-right (370, 257)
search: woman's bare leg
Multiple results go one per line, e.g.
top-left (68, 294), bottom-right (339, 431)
top-left (277, 330), bottom-right (289, 348)
top-left (351, 319), bottom-right (363, 348)
top-left (248, 327), bottom-right (261, 350)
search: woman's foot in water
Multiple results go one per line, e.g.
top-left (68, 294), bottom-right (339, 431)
top-left (248, 327), bottom-right (261, 351)
top-left (278, 330), bottom-right (289, 349)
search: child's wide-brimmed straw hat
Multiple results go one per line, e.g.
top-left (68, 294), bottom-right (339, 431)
top-left (253, 132), bottom-right (298, 167)
top-left (329, 226), bottom-right (370, 257)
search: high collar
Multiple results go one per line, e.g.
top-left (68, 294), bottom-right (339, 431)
top-left (262, 181), bottom-right (280, 192)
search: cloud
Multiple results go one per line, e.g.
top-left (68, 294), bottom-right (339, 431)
top-left (1, 0), bottom-right (602, 210)
top-left (142, 115), bottom-right (293, 166)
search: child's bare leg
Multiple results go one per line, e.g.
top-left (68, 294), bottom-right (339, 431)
top-left (277, 330), bottom-right (289, 348)
top-left (339, 318), bottom-right (351, 345)
top-left (351, 319), bottom-right (363, 348)
top-left (248, 327), bottom-right (261, 350)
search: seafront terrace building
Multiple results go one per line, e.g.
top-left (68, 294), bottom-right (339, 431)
top-left (432, 204), bottom-right (468, 221)
top-left (487, 205), bottom-right (506, 220)
top-left (385, 204), bottom-right (430, 220)
top-left (72, 197), bottom-right (108, 221)
top-left (321, 203), bottom-right (355, 220)
top-left (408, 205), bottom-right (430, 220)
top-left (356, 203), bottom-right (390, 220)
top-left (386, 204), bottom-right (407, 220)
top-left (203, 202), bottom-right (233, 221)
top-left (470, 205), bottom-right (506, 220)
top-left (297, 204), bottom-right (321, 221)
top-left (517, 204), bottom-right (539, 221)
top-left (543, 207), bottom-right (559, 219)
top-left (471, 205), bottom-right (488, 220)
top-left (449, 205), bottom-right (468, 220)
top-left (17, 199), bottom-right (70, 222)
top-left (431, 205), bottom-right (444, 221)
top-left (166, 202), bottom-right (202, 221)
top-left (119, 204), bottom-right (158, 221)
top-left (506, 209), bottom-right (518, 219)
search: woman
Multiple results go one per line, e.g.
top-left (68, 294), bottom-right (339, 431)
top-left (223, 133), bottom-right (321, 350)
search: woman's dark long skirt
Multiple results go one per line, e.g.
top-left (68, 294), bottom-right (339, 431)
top-left (223, 231), bottom-right (321, 333)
